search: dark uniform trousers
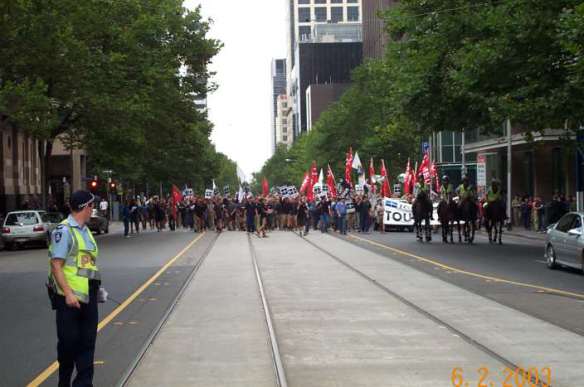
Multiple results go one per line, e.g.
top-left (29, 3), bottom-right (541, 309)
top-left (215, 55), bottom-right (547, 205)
top-left (55, 281), bottom-right (99, 387)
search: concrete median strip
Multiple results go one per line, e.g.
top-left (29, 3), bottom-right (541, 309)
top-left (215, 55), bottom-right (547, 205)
top-left (311, 232), bottom-right (584, 386)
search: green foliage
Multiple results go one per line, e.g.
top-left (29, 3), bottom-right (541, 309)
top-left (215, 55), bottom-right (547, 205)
top-left (0, 0), bottom-right (238, 196)
top-left (255, 0), bottom-right (584, 187)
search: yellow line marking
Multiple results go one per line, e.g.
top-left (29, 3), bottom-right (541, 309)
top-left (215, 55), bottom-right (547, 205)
top-left (94, 361), bottom-right (105, 366)
top-left (26, 232), bottom-right (206, 387)
top-left (348, 234), bottom-right (584, 301)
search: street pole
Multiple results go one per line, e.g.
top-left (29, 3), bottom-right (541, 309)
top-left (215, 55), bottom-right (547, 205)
top-left (577, 128), bottom-right (584, 212)
top-left (506, 118), bottom-right (512, 230)
top-left (461, 130), bottom-right (466, 176)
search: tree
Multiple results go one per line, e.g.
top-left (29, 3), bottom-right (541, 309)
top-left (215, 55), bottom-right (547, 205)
top-left (0, 0), bottom-right (224, 203)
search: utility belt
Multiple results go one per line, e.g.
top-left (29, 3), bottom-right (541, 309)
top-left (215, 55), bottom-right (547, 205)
top-left (46, 279), bottom-right (102, 310)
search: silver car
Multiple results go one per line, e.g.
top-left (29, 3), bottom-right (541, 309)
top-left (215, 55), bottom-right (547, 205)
top-left (545, 212), bottom-right (584, 271)
top-left (1, 210), bottom-right (55, 250)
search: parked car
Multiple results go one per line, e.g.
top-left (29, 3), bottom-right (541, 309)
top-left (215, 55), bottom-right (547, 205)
top-left (42, 212), bottom-right (65, 232)
top-left (545, 212), bottom-right (584, 271)
top-left (1, 210), bottom-right (54, 250)
top-left (88, 208), bottom-right (109, 234)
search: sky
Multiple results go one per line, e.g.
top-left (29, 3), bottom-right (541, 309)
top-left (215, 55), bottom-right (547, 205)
top-left (184, 0), bottom-right (288, 181)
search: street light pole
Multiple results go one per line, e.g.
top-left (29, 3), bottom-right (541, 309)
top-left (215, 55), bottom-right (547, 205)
top-left (506, 118), bottom-right (512, 230)
top-left (577, 128), bottom-right (584, 212)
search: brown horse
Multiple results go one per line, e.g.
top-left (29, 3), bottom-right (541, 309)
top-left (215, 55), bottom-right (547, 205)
top-left (438, 199), bottom-right (458, 243)
top-left (413, 191), bottom-right (433, 242)
top-left (485, 199), bottom-right (506, 244)
top-left (458, 198), bottom-right (477, 244)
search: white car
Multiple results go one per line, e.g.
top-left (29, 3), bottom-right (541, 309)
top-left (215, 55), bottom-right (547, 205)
top-left (545, 212), bottom-right (584, 271)
top-left (1, 210), bottom-right (54, 250)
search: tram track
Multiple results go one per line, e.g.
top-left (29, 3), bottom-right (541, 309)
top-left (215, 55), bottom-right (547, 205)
top-left (294, 232), bottom-right (549, 387)
top-left (248, 233), bottom-right (289, 387)
top-left (117, 232), bottom-right (220, 387)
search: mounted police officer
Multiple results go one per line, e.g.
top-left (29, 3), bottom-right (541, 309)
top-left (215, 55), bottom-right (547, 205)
top-left (415, 174), bottom-right (430, 197)
top-left (486, 178), bottom-right (502, 205)
top-left (439, 175), bottom-right (454, 203)
top-left (457, 175), bottom-right (475, 202)
top-left (47, 191), bottom-right (102, 387)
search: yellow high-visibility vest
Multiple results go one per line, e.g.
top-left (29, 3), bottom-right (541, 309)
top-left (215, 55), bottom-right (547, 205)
top-left (48, 220), bottom-right (100, 303)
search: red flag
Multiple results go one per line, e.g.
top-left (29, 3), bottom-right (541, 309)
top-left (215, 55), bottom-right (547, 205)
top-left (345, 147), bottom-right (353, 186)
top-left (299, 172), bottom-right (310, 194)
top-left (171, 185), bottom-right (183, 203)
top-left (380, 159), bottom-right (392, 198)
top-left (404, 159), bottom-right (413, 195)
top-left (430, 160), bottom-right (440, 192)
top-left (307, 161), bottom-right (318, 201)
top-left (417, 152), bottom-right (431, 184)
top-left (262, 177), bottom-right (269, 197)
top-left (171, 185), bottom-right (182, 219)
top-left (369, 158), bottom-right (376, 194)
top-left (326, 164), bottom-right (337, 198)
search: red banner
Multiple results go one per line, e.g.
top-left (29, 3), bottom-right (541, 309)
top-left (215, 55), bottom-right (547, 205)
top-left (345, 146), bottom-right (353, 186)
top-left (380, 159), bottom-right (392, 198)
top-left (369, 158), bottom-right (376, 194)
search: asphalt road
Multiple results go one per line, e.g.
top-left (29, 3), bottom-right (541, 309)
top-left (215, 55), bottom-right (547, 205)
top-left (341, 229), bottom-right (584, 336)
top-left (2, 226), bottom-right (584, 386)
top-left (0, 226), bottom-right (215, 387)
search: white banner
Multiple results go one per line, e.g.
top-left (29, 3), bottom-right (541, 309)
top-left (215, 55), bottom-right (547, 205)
top-left (204, 189), bottom-right (213, 199)
top-left (383, 198), bottom-right (440, 227)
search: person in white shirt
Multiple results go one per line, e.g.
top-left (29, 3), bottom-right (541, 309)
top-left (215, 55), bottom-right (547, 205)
top-left (99, 198), bottom-right (109, 218)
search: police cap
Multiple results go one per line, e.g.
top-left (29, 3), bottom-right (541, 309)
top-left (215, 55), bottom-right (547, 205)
top-left (70, 190), bottom-right (95, 212)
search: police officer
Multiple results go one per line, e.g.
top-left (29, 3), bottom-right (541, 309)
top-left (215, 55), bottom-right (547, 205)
top-left (457, 175), bottom-right (475, 201)
top-left (486, 179), bottom-right (502, 205)
top-left (48, 191), bottom-right (101, 387)
top-left (415, 174), bottom-right (430, 196)
top-left (440, 175), bottom-right (454, 202)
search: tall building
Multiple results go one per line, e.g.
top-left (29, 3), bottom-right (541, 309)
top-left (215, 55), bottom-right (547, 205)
top-left (275, 95), bottom-right (294, 149)
top-left (286, 0), bottom-right (363, 139)
top-left (362, 0), bottom-right (397, 59)
top-left (292, 40), bottom-right (362, 136)
top-left (271, 59), bottom-right (287, 154)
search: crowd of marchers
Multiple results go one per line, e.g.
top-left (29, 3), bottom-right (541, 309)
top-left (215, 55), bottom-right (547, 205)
top-left (119, 193), bottom-right (390, 239)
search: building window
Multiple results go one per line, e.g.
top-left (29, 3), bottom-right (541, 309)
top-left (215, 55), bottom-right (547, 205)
top-left (283, 135), bottom-right (288, 142)
top-left (299, 26), bottom-right (311, 41)
top-left (315, 0), bottom-right (327, 3)
top-left (331, 7), bottom-right (343, 22)
top-left (347, 0), bottom-right (358, 2)
top-left (314, 7), bottom-right (327, 22)
top-left (298, 7), bottom-right (311, 23)
top-left (331, 0), bottom-right (343, 3)
top-left (298, 0), bottom-right (310, 4)
top-left (347, 6), bottom-right (359, 21)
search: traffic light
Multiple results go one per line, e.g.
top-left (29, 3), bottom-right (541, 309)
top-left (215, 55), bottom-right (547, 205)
top-left (89, 179), bottom-right (98, 192)
top-left (109, 181), bottom-right (116, 191)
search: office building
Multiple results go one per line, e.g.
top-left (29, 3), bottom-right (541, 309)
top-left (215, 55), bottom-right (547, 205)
top-left (362, 0), bottom-right (397, 59)
top-left (271, 59), bottom-right (287, 154)
top-left (286, 0), bottom-right (363, 139)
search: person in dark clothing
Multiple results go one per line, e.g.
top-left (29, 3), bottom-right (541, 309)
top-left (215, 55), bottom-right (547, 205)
top-left (318, 198), bottom-right (331, 233)
top-left (297, 198), bottom-right (308, 236)
top-left (245, 198), bottom-right (257, 233)
top-left (359, 197), bottom-right (372, 233)
top-left (122, 201), bottom-right (131, 238)
top-left (257, 199), bottom-right (268, 237)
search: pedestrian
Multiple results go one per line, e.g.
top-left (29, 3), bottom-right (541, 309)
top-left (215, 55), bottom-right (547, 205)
top-left (47, 191), bottom-right (102, 387)
top-left (319, 197), bottom-right (331, 233)
top-left (99, 197), bottom-right (109, 219)
top-left (375, 199), bottom-right (385, 233)
top-left (359, 197), bottom-right (372, 233)
top-left (122, 200), bottom-right (131, 238)
top-left (245, 198), bottom-right (257, 233)
top-left (336, 200), bottom-right (348, 235)
top-left (297, 197), bottom-right (309, 236)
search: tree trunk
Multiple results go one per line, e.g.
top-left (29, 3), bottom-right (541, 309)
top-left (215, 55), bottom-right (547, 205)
top-left (39, 139), bottom-right (54, 209)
